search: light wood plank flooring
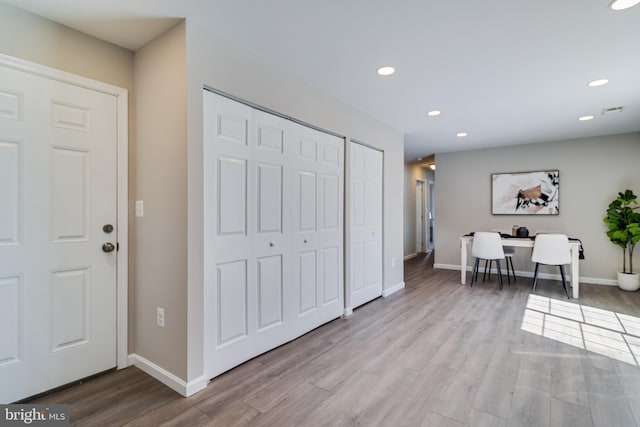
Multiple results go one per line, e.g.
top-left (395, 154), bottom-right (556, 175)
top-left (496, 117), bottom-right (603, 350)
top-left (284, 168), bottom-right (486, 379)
top-left (32, 253), bottom-right (640, 426)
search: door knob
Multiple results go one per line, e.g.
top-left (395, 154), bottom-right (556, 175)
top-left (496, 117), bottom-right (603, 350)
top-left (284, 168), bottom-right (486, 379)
top-left (102, 242), bottom-right (115, 253)
top-left (103, 224), bottom-right (114, 233)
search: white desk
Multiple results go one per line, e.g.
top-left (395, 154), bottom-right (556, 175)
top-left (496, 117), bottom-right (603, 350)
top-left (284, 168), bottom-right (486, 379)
top-left (460, 235), bottom-right (582, 298)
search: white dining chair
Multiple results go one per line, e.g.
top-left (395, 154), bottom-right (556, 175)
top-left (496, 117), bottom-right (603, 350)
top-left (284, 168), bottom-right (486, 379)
top-left (471, 232), bottom-right (506, 290)
top-left (531, 233), bottom-right (571, 298)
top-left (488, 229), bottom-right (516, 283)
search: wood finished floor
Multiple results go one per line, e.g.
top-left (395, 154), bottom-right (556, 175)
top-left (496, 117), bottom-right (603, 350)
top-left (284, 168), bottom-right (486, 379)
top-left (32, 253), bottom-right (640, 426)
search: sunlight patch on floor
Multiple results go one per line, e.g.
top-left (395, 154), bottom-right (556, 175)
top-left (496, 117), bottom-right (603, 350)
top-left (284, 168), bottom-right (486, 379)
top-left (521, 294), bottom-right (640, 366)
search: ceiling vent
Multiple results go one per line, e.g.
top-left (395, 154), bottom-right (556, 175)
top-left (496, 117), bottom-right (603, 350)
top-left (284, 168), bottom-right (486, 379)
top-left (602, 106), bottom-right (624, 115)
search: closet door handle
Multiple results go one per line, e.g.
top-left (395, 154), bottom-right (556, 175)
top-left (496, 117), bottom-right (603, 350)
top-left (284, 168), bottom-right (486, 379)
top-left (269, 242), bottom-right (274, 247)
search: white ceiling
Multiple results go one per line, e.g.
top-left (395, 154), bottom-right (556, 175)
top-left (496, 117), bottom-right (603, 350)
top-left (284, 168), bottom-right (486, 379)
top-left (5, 0), bottom-right (640, 160)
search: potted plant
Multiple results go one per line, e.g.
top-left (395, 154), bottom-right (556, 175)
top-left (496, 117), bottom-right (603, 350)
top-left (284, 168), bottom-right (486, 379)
top-left (603, 189), bottom-right (640, 291)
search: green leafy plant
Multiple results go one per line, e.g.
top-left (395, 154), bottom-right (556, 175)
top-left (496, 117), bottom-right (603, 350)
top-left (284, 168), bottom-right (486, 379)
top-left (603, 189), bottom-right (640, 274)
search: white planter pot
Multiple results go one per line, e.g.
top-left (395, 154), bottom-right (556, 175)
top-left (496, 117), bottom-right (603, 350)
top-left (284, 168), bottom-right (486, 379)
top-left (617, 272), bottom-right (640, 291)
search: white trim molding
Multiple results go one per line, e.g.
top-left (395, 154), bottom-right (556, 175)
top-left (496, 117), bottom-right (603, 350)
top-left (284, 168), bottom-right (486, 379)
top-left (434, 263), bottom-right (472, 272)
top-left (404, 253), bottom-right (417, 261)
top-left (128, 354), bottom-right (208, 397)
top-left (434, 263), bottom-right (617, 286)
top-left (383, 281), bottom-right (405, 297)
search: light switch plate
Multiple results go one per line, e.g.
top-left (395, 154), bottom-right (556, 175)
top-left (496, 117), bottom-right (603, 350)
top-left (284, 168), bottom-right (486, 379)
top-left (135, 200), bottom-right (144, 217)
top-left (156, 307), bottom-right (165, 327)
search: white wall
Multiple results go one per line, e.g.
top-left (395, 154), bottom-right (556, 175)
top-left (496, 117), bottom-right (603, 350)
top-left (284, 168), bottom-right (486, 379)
top-left (186, 20), bottom-right (405, 382)
top-left (434, 132), bottom-right (640, 283)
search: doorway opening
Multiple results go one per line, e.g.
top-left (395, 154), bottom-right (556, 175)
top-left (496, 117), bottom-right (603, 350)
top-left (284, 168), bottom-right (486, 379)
top-left (416, 180), bottom-right (427, 253)
top-left (428, 180), bottom-right (435, 251)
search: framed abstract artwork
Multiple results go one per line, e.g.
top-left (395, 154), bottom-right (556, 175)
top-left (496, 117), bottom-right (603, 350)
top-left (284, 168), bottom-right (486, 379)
top-left (491, 170), bottom-right (559, 215)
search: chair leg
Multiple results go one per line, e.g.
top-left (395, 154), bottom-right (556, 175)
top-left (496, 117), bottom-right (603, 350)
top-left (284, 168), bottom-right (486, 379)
top-left (559, 265), bottom-right (570, 299)
top-left (471, 258), bottom-right (480, 286)
top-left (509, 257), bottom-right (516, 282)
top-left (532, 263), bottom-right (540, 293)
top-left (505, 258), bottom-right (511, 285)
top-left (496, 260), bottom-right (503, 290)
top-left (483, 260), bottom-right (491, 282)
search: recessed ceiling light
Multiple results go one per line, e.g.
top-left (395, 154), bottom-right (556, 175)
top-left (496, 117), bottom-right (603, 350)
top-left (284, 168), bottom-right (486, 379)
top-left (377, 66), bottom-right (395, 76)
top-left (457, 132), bottom-right (468, 137)
top-left (609, 0), bottom-right (640, 10)
top-left (588, 79), bottom-right (609, 87)
top-left (427, 110), bottom-right (441, 117)
top-left (602, 106), bottom-right (624, 115)
top-left (579, 115), bottom-right (594, 121)
top-left (417, 157), bottom-right (423, 161)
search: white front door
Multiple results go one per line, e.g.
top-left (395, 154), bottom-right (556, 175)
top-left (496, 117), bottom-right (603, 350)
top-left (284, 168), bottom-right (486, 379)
top-left (349, 142), bottom-right (383, 310)
top-left (0, 64), bottom-right (118, 403)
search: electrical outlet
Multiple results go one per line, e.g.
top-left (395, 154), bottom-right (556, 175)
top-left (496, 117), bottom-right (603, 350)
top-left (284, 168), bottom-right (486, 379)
top-left (156, 307), bottom-right (165, 327)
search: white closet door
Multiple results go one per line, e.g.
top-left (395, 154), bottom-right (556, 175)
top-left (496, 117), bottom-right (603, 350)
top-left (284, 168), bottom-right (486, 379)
top-left (317, 132), bottom-right (344, 320)
top-left (250, 110), bottom-right (292, 352)
top-left (204, 91), bottom-right (343, 379)
top-left (204, 93), bottom-right (255, 375)
top-left (0, 64), bottom-right (118, 403)
top-left (290, 123), bottom-right (343, 336)
top-left (349, 141), bottom-right (383, 310)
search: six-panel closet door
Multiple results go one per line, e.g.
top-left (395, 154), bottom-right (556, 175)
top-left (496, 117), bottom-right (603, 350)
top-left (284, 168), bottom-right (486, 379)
top-left (203, 90), bottom-right (343, 380)
top-left (290, 122), bottom-right (344, 338)
top-left (204, 94), bottom-right (286, 375)
top-left (348, 141), bottom-right (383, 310)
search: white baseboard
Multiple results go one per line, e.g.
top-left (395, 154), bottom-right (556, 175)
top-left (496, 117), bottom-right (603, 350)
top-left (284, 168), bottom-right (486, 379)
top-left (434, 263), bottom-right (467, 271)
top-left (185, 375), bottom-right (209, 397)
top-left (433, 263), bottom-right (617, 286)
top-left (343, 307), bottom-right (353, 317)
top-left (383, 281), bottom-right (405, 297)
top-left (128, 353), bottom-right (208, 397)
top-left (404, 253), bottom-right (417, 261)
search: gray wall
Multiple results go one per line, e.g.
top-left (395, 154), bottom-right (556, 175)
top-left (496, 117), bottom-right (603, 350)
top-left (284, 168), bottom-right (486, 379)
top-left (133, 22), bottom-right (188, 379)
top-left (0, 3), bottom-right (133, 90)
top-left (434, 132), bottom-right (640, 283)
